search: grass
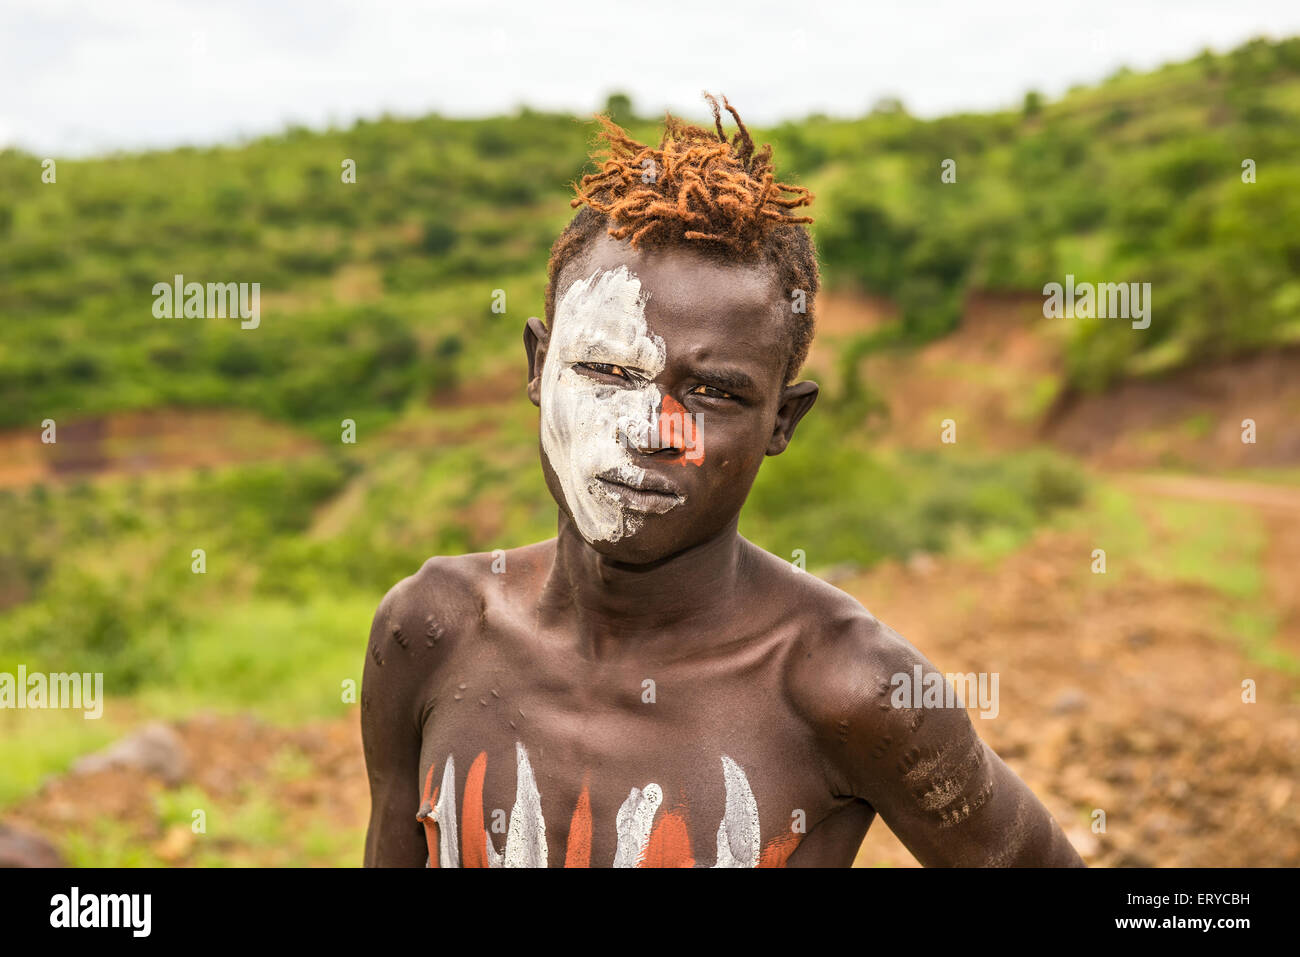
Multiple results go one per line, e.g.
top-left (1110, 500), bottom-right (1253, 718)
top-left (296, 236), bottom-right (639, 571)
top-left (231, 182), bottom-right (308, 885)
top-left (0, 708), bottom-right (125, 807)
top-left (132, 594), bottom-right (375, 723)
top-left (60, 784), bottom-right (365, 867)
top-left (1055, 478), bottom-right (1297, 674)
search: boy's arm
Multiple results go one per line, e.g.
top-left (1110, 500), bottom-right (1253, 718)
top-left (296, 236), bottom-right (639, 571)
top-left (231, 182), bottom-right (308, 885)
top-left (361, 574), bottom-right (434, 867)
top-left (797, 612), bottom-right (1085, 867)
top-left (858, 701), bottom-right (1084, 866)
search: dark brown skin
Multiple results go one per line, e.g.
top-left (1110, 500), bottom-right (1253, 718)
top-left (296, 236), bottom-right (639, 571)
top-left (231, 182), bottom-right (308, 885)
top-left (362, 233), bottom-right (1085, 867)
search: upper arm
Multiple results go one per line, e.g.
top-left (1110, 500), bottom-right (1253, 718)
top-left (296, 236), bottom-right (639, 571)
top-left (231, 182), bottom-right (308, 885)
top-left (361, 560), bottom-right (457, 867)
top-left (795, 611), bottom-right (1084, 867)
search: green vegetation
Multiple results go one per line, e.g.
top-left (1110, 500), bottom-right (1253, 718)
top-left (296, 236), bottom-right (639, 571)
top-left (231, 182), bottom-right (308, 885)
top-left (4, 38), bottom-right (1300, 436)
top-left (3, 39), bottom-right (1298, 817)
top-left (61, 782), bottom-right (363, 867)
top-left (741, 413), bottom-right (1086, 567)
top-left (0, 708), bottom-right (122, 805)
top-left (802, 37), bottom-right (1300, 385)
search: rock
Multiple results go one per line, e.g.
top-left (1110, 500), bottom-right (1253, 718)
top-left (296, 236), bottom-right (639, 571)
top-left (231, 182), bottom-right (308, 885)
top-left (0, 823), bottom-right (64, 867)
top-left (71, 721), bottom-right (190, 786)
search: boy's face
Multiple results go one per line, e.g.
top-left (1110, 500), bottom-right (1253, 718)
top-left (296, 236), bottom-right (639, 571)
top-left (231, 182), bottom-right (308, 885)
top-left (526, 233), bottom-right (817, 564)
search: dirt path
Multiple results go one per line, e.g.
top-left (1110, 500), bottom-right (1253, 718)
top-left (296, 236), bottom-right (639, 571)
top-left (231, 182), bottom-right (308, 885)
top-left (1117, 472), bottom-right (1300, 511)
top-left (849, 520), bottom-right (1299, 867)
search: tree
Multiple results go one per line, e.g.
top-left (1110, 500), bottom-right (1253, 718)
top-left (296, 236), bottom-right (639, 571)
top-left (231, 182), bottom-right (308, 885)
top-left (603, 92), bottom-right (636, 126)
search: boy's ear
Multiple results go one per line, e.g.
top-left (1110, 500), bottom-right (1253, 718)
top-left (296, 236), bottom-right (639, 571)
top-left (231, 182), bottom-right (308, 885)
top-left (766, 380), bottom-right (819, 456)
top-left (524, 316), bottom-right (550, 407)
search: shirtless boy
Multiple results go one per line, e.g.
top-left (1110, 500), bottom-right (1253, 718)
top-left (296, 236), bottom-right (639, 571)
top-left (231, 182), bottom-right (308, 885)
top-left (362, 95), bottom-right (1085, 868)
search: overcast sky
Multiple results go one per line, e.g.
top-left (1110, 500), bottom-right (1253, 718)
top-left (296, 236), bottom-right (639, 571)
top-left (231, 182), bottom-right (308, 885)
top-left (4, 0), bottom-right (1300, 156)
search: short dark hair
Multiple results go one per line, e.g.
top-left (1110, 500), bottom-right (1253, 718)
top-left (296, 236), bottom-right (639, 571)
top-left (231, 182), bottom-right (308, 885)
top-left (545, 94), bottom-right (821, 383)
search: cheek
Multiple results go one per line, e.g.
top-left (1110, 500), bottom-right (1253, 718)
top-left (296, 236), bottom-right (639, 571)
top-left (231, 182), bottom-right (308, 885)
top-left (692, 423), bottom-right (765, 487)
top-left (547, 374), bottom-right (660, 469)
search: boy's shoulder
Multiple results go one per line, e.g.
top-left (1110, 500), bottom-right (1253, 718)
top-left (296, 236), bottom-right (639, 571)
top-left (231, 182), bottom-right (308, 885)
top-left (362, 544), bottom-right (554, 726)
top-left (742, 539), bottom-right (913, 668)
top-left (371, 541), bottom-right (554, 651)
top-left (743, 543), bottom-right (942, 754)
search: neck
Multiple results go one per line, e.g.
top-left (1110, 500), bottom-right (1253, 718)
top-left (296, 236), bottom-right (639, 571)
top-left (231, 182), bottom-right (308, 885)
top-left (539, 511), bottom-right (747, 659)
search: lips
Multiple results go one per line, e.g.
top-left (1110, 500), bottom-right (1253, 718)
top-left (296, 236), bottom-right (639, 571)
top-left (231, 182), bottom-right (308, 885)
top-left (594, 470), bottom-right (684, 514)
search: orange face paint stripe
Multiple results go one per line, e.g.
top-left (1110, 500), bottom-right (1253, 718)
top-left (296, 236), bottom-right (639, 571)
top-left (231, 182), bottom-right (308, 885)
top-left (462, 751), bottom-right (490, 868)
top-left (564, 781), bottom-right (592, 868)
top-left (658, 394), bottom-right (705, 466)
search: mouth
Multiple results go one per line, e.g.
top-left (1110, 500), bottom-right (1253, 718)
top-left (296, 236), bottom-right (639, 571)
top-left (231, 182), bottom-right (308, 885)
top-left (594, 470), bottom-right (684, 514)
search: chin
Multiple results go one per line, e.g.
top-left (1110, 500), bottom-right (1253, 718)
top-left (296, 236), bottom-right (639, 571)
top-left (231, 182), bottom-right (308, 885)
top-left (582, 528), bottom-right (683, 566)
top-left (581, 507), bottom-right (726, 566)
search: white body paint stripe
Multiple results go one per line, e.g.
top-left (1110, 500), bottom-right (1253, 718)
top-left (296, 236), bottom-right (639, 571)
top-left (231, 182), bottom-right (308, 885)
top-left (612, 783), bottom-right (664, 867)
top-left (503, 741), bottom-right (547, 867)
top-left (713, 755), bottom-right (761, 868)
top-left (433, 755), bottom-right (459, 868)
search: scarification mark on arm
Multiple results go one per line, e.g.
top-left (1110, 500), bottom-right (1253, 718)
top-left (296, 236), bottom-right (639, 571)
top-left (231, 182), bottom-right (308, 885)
top-left (424, 614), bottom-right (443, 647)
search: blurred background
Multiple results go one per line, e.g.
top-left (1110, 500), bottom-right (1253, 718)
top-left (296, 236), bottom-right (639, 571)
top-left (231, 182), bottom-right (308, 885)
top-left (1, 3), bottom-right (1298, 867)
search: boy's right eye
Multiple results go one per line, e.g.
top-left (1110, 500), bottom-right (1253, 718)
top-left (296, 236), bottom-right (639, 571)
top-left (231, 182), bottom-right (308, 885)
top-left (575, 361), bottom-right (632, 381)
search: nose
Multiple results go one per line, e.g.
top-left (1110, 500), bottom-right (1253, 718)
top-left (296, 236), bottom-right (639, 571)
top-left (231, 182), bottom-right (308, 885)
top-left (637, 394), bottom-right (704, 465)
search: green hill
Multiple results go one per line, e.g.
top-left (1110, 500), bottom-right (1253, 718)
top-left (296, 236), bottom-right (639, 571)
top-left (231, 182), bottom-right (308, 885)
top-left (3, 36), bottom-right (1299, 435)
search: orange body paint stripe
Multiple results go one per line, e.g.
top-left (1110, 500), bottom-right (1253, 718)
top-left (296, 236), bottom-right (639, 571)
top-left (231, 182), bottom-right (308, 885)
top-left (564, 782), bottom-right (592, 868)
top-left (641, 809), bottom-right (695, 868)
top-left (462, 751), bottom-right (489, 868)
top-left (757, 831), bottom-right (801, 868)
top-left (417, 763), bottom-right (440, 867)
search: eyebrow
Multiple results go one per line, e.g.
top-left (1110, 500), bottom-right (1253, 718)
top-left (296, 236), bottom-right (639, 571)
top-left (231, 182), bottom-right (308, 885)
top-left (695, 368), bottom-right (757, 395)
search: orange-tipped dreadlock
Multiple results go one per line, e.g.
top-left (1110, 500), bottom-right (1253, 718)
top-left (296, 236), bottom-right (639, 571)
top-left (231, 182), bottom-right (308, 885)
top-left (545, 93), bottom-right (821, 383)
top-left (572, 93), bottom-right (814, 254)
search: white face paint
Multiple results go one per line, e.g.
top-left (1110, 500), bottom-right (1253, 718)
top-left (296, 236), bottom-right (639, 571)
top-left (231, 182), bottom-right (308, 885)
top-left (541, 265), bottom-right (675, 544)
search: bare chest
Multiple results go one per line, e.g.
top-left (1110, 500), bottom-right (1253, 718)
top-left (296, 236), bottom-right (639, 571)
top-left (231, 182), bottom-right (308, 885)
top-left (414, 615), bottom-right (852, 867)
